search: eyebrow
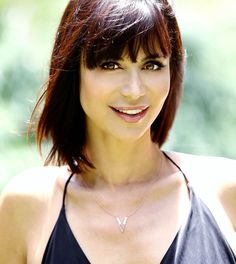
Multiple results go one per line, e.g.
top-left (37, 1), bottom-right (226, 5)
top-left (115, 54), bottom-right (165, 63)
top-left (100, 52), bottom-right (166, 64)
top-left (141, 54), bottom-right (164, 62)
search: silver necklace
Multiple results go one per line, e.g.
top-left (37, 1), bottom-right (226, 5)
top-left (84, 153), bottom-right (163, 233)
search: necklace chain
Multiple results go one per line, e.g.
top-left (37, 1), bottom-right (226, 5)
top-left (82, 152), bottom-right (163, 233)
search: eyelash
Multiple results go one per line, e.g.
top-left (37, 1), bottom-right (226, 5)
top-left (142, 61), bottom-right (165, 71)
top-left (99, 61), bottom-right (165, 71)
top-left (100, 61), bottom-right (120, 70)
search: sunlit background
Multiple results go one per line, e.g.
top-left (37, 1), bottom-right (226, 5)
top-left (0, 0), bottom-right (235, 191)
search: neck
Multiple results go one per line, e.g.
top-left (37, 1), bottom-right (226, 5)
top-left (83, 131), bottom-right (163, 188)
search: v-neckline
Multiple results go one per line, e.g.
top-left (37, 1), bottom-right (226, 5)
top-left (160, 186), bottom-right (193, 263)
top-left (61, 185), bottom-right (193, 264)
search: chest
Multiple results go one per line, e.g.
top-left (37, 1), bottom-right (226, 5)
top-left (57, 187), bottom-right (190, 264)
top-left (73, 227), bottom-right (172, 264)
top-left (29, 177), bottom-right (190, 264)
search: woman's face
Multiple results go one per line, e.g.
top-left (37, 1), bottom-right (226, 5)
top-left (80, 48), bottom-right (170, 142)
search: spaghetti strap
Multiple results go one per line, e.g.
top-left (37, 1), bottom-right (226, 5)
top-left (62, 172), bottom-right (74, 208)
top-left (63, 153), bottom-right (188, 208)
top-left (43, 154), bottom-right (236, 264)
top-left (162, 151), bottom-right (189, 185)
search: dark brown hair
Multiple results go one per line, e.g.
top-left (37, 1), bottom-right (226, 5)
top-left (32, 0), bottom-right (184, 173)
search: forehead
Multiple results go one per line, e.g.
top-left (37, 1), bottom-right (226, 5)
top-left (118, 51), bottom-right (167, 66)
top-left (80, 1), bottom-right (171, 69)
top-left (121, 42), bottom-right (164, 59)
top-left (83, 34), bottom-right (168, 69)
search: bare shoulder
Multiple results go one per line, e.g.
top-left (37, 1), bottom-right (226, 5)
top-left (166, 151), bottom-right (236, 230)
top-left (166, 151), bottom-right (236, 188)
top-left (1, 166), bottom-right (68, 200)
top-left (0, 166), bottom-right (69, 263)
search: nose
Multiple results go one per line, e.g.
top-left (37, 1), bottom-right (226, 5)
top-left (120, 70), bottom-right (145, 100)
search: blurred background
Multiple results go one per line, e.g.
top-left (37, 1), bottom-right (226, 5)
top-left (0, 0), bottom-right (235, 191)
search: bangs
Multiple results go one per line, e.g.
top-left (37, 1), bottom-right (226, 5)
top-left (80, 0), bottom-right (172, 68)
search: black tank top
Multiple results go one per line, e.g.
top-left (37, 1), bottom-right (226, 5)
top-left (42, 153), bottom-right (236, 263)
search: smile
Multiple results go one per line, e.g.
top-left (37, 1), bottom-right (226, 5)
top-left (116, 109), bottom-right (143, 115)
top-left (111, 106), bottom-right (149, 122)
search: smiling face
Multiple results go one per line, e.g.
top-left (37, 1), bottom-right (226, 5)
top-left (80, 48), bottom-right (170, 142)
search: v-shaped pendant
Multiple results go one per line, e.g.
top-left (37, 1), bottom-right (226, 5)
top-left (116, 216), bottom-right (128, 233)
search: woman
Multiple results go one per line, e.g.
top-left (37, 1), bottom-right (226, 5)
top-left (0, 0), bottom-right (236, 263)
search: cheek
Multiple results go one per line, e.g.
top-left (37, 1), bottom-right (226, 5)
top-left (147, 72), bottom-right (170, 99)
top-left (80, 71), bottom-right (99, 102)
top-left (80, 75), bottom-right (94, 113)
top-left (80, 70), bottom-right (113, 96)
top-left (158, 68), bottom-right (171, 98)
top-left (162, 76), bottom-right (171, 98)
top-left (79, 73), bottom-right (109, 115)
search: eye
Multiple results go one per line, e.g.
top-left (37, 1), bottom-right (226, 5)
top-left (100, 61), bottom-right (120, 70)
top-left (142, 61), bottom-right (164, 71)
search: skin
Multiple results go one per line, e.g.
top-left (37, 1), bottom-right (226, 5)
top-left (0, 49), bottom-right (235, 263)
top-left (80, 49), bottom-right (170, 186)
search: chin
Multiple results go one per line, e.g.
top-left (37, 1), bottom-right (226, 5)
top-left (109, 127), bottom-right (151, 142)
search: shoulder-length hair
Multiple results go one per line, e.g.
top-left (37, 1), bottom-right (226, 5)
top-left (32, 0), bottom-right (185, 173)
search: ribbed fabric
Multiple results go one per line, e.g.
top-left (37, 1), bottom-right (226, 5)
top-left (42, 155), bottom-right (236, 264)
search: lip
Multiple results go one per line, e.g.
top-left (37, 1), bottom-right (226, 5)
top-left (110, 106), bottom-right (149, 123)
top-left (112, 106), bottom-right (149, 111)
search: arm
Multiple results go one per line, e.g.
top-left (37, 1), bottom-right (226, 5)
top-left (0, 166), bottom-right (65, 263)
top-left (217, 158), bottom-right (236, 254)
top-left (0, 190), bottom-right (27, 263)
top-left (178, 152), bottom-right (236, 252)
top-left (218, 158), bottom-right (236, 231)
top-left (221, 187), bottom-right (236, 232)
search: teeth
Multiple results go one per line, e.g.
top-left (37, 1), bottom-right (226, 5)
top-left (117, 109), bottom-right (143, 115)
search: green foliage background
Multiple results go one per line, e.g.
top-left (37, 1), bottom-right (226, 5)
top-left (0, 0), bottom-right (235, 190)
